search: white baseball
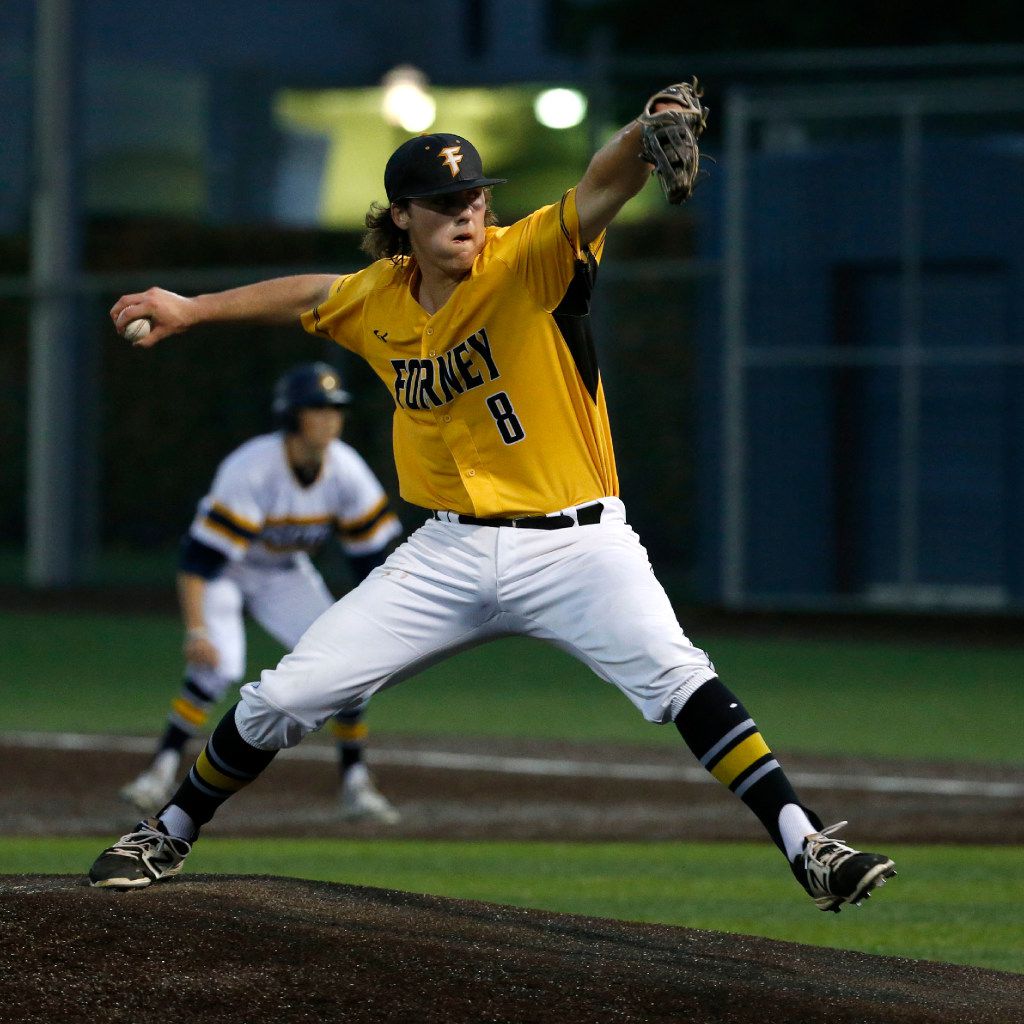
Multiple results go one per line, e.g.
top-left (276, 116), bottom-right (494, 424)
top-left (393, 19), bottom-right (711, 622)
top-left (123, 317), bottom-right (151, 343)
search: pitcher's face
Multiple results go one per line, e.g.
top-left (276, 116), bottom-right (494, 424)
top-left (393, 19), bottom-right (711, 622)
top-left (393, 187), bottom-right (487, 277)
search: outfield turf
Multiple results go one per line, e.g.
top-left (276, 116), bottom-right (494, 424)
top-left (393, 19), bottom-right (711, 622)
top-left (4, 610), bottom-right (1023, 762)
top-left (2, 838), bottom-right (1021, 974)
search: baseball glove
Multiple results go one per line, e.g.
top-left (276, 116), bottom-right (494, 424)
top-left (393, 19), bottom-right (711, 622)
top-left (638, 78), bottom-right (709, 204)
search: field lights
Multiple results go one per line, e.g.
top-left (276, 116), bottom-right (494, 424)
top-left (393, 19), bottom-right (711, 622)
top-left (533, 88), bottom-right (587, 129)
top-left (381, 65), bottom-right (436, 133)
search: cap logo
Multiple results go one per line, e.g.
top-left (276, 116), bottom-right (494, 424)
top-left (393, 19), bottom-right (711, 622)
top-left (438, 145), bottom-right (464, 178)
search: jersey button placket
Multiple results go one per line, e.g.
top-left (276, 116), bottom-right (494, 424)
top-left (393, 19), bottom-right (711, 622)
top-left (425, 335), bottom-right (454, 452)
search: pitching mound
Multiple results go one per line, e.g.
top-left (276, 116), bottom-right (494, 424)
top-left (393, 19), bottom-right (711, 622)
top-left (1, 875), bottom-right (1020, 1023)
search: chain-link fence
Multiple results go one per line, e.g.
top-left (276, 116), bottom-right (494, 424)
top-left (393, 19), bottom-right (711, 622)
top-left (707, 77), bottom-right (1024, 611)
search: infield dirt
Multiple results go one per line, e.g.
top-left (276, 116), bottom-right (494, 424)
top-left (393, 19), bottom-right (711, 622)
top-left (2, 734), bottom-right (1023, 1023)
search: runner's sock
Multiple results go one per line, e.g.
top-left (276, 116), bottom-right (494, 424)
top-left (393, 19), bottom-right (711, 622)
top-left (330, 713), bottom-right (369, 778)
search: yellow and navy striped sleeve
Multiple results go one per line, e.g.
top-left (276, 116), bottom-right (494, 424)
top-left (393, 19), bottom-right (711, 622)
top-left (193, 501), bottom-right (261, 556)
top-left (336, 495), bottom-right (402, 556)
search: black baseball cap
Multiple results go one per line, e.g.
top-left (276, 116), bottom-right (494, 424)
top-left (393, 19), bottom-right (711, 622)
top-left (384, 133), bottom-right (507, 203)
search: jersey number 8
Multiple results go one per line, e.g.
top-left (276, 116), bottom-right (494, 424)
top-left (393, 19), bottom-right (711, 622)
top-left (486, 392), bottom-right (525, 445)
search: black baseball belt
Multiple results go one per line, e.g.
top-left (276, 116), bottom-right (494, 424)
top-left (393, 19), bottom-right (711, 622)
top-left (433, 501), bottom-right (604, 530)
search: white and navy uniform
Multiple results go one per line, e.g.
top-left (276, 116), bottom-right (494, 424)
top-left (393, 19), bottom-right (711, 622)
top-left (179, 431), bottom-right (401, 711)
top-left (235, 189), bottom-right (719, 754)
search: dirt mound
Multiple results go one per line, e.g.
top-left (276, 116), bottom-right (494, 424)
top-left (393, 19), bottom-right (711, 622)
top-left (1, 875), bottom-right (1020, 1024)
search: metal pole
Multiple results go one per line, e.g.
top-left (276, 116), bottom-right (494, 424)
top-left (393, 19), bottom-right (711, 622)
top-left (898, 100), bottom-right (924, 596)
top-left (27, 0), bottom-right (84, 586)
top-left (721, 89), bottom-right (749, 607)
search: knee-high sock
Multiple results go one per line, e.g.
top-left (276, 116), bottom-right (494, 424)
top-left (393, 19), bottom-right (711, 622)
top-left (158, 702), bottom-right (277, 837)
top-left (329, 711), bottom-right (368, 777)
top-left (155, 676), bottom-right (218, 757)
top-left (675, 676), bottom-right (818, 856)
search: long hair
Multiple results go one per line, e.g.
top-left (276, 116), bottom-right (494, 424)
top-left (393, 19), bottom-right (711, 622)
top-left (359, 191), bottom-right (499, 264)
top-left (360, 201), bottom-right (411, 263)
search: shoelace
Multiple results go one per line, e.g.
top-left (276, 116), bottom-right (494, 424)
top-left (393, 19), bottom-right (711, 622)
top-left (816, 821), bottom-right (849, 840)
top-left (805, 820), bottom-right (854, 866)
top-left (109, 825), bottom-right (189, 860)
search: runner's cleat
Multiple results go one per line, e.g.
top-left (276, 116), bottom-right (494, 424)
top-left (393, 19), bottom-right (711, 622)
top-left (338, 763), bottom-right (400, 824)
top-left (119, 751), bottom-right (180, 815)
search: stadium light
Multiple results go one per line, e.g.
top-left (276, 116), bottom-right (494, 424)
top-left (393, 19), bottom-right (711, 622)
top-left (381, 65), bottom-right (436, 133)
top-left (533, 88), bottom-right (587, 130)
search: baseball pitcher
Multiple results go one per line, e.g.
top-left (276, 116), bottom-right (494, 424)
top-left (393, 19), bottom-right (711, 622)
top-left (90, 82), bottom-right (896, 913)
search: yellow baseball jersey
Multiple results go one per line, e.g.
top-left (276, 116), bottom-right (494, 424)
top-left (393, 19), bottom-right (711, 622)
top-left (301, 188), bottom-right (617, 517)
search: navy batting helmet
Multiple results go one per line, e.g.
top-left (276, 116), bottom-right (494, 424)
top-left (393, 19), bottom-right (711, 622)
top-left (272, 362), bottom-right (352, 431)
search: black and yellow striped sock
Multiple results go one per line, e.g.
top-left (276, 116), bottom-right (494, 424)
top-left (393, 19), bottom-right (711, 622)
top-left (329, 713), bottom-right (368, 778)
top-left (675, 676), bottom-right (802, 854)
top-left (156, 677), bottom-right (217, 755)
top-left (159, 702), bottom-right (277, 837)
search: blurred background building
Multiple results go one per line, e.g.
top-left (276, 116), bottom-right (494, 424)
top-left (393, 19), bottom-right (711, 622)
top-left (3, 0), bottom-right (1024, 615)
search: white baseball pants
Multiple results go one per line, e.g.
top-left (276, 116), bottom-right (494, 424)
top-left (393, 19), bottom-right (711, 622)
top-left (235, 498), bottom-right (717, 750)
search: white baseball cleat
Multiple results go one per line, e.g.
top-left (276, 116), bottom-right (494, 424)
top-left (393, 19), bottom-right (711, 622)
top-left (338, 763), bottom-right (400, 824)
top-left (119, 751), bottom-right (180, 815)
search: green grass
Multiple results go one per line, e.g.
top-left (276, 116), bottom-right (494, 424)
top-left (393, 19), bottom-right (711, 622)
top-left (0, 544), bottom-right (175, 588)
top-left (2, 838), bottom-right (1021, 974)
top-left (3, 609), bottom-right (1023, 762)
